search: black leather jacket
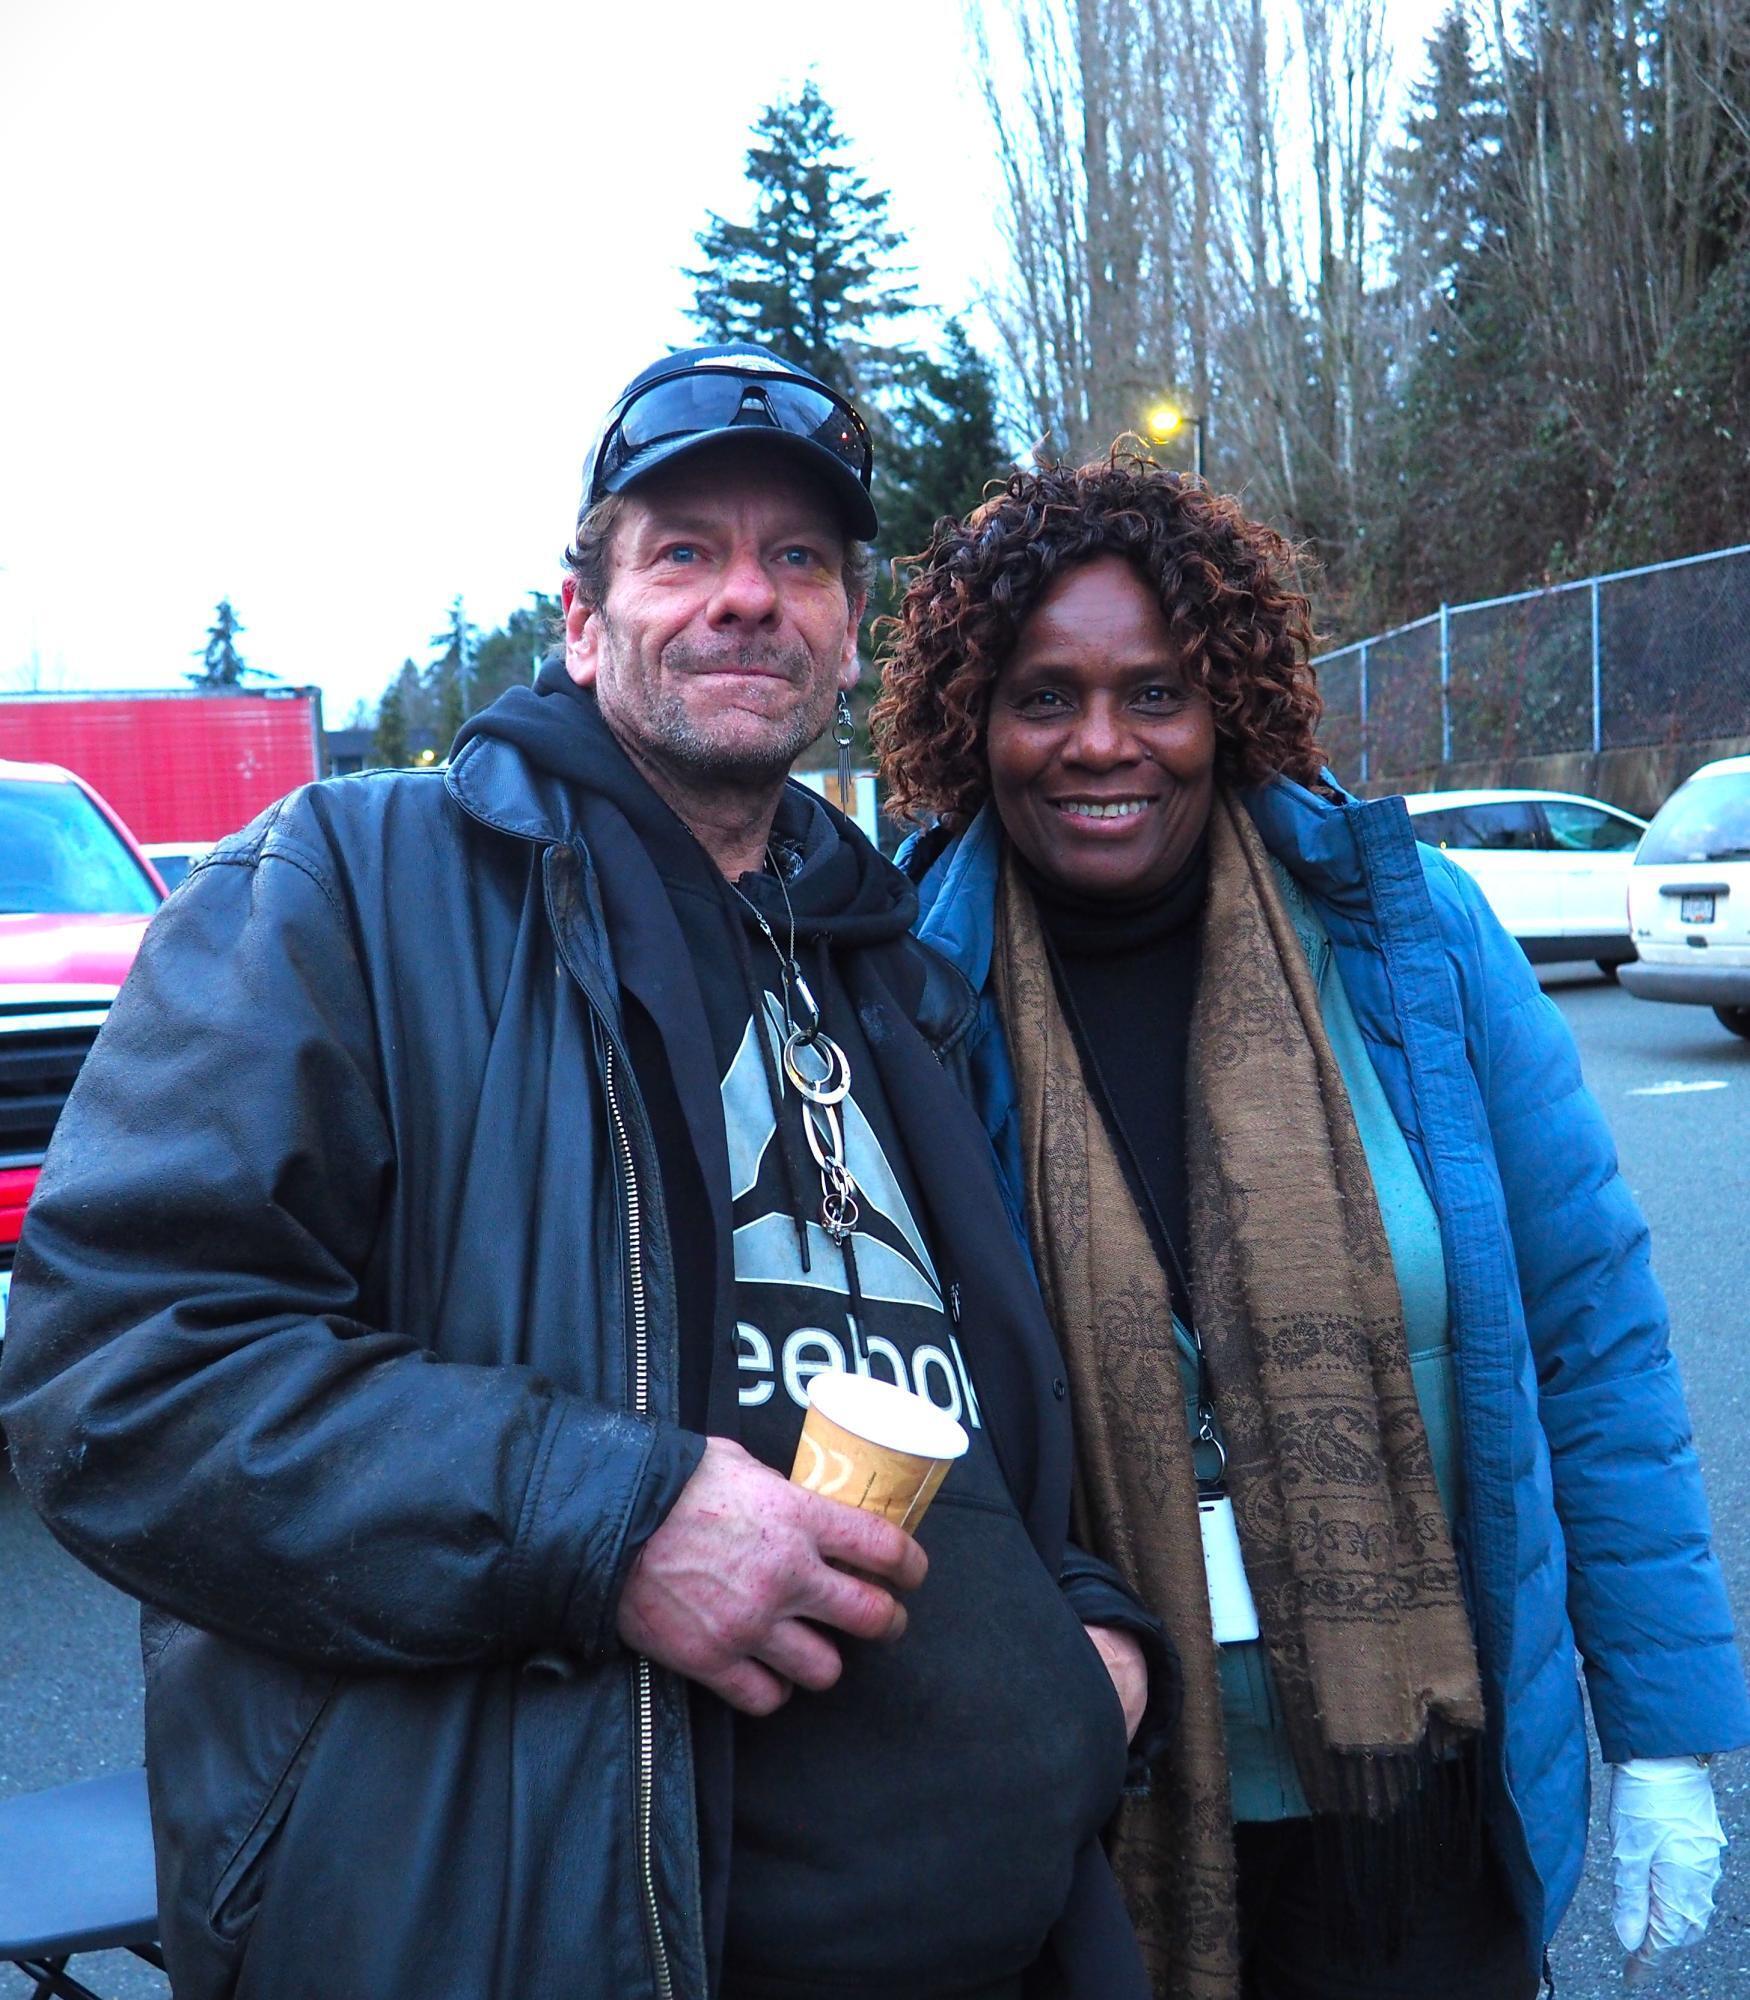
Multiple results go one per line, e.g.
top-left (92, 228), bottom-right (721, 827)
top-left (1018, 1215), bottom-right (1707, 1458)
top-left (1, 732), bottom-right (1162, 2000)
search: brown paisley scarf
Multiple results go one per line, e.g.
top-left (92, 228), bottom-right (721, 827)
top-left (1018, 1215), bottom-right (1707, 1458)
top-left (991, 790), bottom-right (1484, 1999)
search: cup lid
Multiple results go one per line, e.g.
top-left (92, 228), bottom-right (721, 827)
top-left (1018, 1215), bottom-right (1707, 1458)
top-left (805, 1370), bottom-right (970, 1461)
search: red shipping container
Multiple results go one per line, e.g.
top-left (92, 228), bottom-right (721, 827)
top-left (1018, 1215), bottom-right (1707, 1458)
top-left (0, 688), bottom-right (324, 843)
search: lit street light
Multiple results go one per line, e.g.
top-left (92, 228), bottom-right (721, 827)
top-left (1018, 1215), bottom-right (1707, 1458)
top-left (1145, 402), bottom-right (1206, 480)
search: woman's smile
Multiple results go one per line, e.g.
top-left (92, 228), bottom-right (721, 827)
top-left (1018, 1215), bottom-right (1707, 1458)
top-left (1051, 796), bottom-right (1155, 823)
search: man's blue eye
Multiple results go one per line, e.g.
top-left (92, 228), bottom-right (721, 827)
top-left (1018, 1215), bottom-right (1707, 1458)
top-left (666, 545), bottom-right (698, 564)
top-left (782, 546), bottom-right (818, 566)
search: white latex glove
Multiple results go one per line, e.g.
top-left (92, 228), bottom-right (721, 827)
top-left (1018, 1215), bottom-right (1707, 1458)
top-left (1608, 1757), bottom-right (1726, 1984)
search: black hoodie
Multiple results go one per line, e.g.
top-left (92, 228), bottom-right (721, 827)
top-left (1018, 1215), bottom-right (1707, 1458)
top-left (457, 673), bottom-right (1135, 1999)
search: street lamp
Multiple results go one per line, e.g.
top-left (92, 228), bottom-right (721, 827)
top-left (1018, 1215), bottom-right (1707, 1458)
top-left (1144, 402), bottom-right (1205, 480)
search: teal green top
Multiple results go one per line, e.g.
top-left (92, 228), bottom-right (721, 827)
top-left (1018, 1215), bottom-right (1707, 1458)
top-left (1174, 862), bottom-right (1460, 1820)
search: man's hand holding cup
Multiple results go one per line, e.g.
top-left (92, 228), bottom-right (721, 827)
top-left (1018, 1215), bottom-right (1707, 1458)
top-left (616, 1375), bottom-right (967, 1717)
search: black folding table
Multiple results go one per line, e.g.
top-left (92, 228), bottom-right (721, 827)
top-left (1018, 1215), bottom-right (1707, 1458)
top-left (0, 1769), bottom-right (162, 1999)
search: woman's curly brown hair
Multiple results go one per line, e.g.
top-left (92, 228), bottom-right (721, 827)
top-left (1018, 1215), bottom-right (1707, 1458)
top-left (871, 450), bottom-right (1326, 828)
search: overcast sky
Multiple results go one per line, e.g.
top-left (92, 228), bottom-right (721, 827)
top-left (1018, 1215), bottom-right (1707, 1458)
top-left (1, 0), bottom-right (1447, 729)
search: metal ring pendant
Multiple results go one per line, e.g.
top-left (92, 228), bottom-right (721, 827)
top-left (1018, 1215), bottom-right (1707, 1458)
top-left (821, 1185), bottom-right (860, 1241)
top-left (783, 1029), bottom-right (850, 1105)
top-left (801, 1100), bottom-right (844, 1172)
top-left (800, 1102), bottom-right (861, 1243)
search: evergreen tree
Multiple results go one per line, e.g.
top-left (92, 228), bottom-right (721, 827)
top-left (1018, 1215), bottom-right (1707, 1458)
top-left (368, 593), bottom-right (561, 773)
top-left (470, 593), bottom-right (563, 706)
top-left (425, 596), bottom-right (478, 742)
top-left (688, 79), bottom-right (915, 400)
top-left (374, 659), bottom-right (420, 767)
top-left (1360, 7), bottom-right (1572, 622)
top-left (1362, 0), bottom-right (1750, 628)
top-left (688, 88), bottom-right (1011, 754)
top-left (1381, 9), bottom-right (1501, 328)
top-left (190, 599), bottom-right (248, 686)
top-left (877, 319), bottom-right (1006, 582)
top-left (1365, 282), bottom-right (1594, 619)
top-left (1584, 241), bottom-right (1750, 571)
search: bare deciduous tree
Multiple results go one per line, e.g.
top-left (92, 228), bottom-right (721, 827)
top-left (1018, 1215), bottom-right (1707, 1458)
top-left (969, 0), bottom-right (1395, 582)
top-left (969, 0), bottom-right (1750, 626)
top-left (969, 0), bottom-right (1226, 459)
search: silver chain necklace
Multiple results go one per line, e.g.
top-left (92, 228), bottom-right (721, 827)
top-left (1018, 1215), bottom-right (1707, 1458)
top-left (726, 849), bottom-right (861, 1245)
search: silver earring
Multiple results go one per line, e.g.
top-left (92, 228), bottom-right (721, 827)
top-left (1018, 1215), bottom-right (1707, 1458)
top-left (834, 690), bottom-right (855, 810)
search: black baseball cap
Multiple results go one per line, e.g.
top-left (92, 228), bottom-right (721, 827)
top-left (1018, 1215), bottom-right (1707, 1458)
top-left (581, 341), bottom-right (879, 540)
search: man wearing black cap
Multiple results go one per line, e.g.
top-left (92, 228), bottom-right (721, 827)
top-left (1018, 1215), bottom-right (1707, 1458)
top-left (1, 341), bottom-right (1170, 2000)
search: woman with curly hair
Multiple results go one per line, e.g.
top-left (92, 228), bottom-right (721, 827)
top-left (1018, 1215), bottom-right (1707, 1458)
top-left (874, 454), bottom-right (1745, 2000)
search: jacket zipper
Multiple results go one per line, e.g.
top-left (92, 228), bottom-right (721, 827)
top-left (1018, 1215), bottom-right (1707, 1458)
top-left (602, 1037), bottom-right (675, 2000)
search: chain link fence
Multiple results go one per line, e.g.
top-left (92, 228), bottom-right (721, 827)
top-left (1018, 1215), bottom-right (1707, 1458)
top-left (1313, 542), bottom-right (1750, 788)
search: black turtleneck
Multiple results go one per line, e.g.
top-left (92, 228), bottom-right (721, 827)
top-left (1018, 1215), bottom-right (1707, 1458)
top-left (1026, 837), bottom-right (1210, 1285)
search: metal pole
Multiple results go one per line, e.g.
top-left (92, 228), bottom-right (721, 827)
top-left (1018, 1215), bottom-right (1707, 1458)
top-left (1358, 640), bottom-right (1370, 785)
top-left (1590, 577), bottom-right (1603, 755)
top-left (1439, 602), bottom-right (1452, 765)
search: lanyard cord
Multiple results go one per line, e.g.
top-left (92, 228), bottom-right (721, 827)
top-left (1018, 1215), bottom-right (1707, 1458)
top-left (722, 853), bottom-right (863, 1248)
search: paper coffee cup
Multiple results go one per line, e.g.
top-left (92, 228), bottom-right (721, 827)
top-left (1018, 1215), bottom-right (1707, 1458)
top-left (789, 1371), bottom-right (970, 1531)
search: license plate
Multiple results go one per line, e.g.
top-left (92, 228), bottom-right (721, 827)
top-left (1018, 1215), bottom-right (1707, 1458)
top-left (1681, 893), bottom-right (1716, 924)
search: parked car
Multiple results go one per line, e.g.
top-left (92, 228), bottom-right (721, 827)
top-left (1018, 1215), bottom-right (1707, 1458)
top-left (0, 758), bottom-right (163, 1363)
top-left (1620, 755), bottom-right (1750, 1038)
top-left (140, 839), bottom-right (216, 892)
top-left (1401, 788), bottom-right (1648, 971)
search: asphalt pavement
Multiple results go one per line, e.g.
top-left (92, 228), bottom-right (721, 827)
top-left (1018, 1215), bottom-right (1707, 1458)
top-left (1, 967), bottom-right (1746, 1999)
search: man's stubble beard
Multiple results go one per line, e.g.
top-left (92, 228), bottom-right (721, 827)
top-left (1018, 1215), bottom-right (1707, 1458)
top-left (600, 624), bottom-right (838, 790)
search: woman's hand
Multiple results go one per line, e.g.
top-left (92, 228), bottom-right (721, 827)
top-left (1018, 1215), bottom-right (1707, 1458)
top-left (1609, 1757), bottom-right (1726, 1982)
top-left (1083, 1622), bottom-right (1148, 1742)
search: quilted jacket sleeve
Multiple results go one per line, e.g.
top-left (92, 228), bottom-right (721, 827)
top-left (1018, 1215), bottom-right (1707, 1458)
top-left (0, 810), bottom-right (701, 1675)
top-left (1441, 863), bottom-right (1750, 1762)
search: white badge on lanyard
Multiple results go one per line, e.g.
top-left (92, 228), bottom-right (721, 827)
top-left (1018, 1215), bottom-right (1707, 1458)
top-left (1198, 1494), bottom-right (1261, 1644)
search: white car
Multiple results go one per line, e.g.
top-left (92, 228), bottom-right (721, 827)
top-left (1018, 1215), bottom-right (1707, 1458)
top-left (1620, 755), bottom-right (1750, 1039)
top-left (1401, 789), bottom-right (1647, 972)
top-left (140, 839), bottom-right (215, 892)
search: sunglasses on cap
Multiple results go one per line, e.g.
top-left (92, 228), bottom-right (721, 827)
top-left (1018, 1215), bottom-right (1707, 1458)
top-left (587, 364), bottom-right (873, 504)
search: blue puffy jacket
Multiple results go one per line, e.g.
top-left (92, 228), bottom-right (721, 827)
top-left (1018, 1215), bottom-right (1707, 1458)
top-left (904, 777), bottom-right (1750, 1952)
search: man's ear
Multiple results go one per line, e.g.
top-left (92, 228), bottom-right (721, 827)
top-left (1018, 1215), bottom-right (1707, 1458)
top-left (838, 592), bottom-right (866, 689)
top-left (563, 576), bottom-right (600, 688)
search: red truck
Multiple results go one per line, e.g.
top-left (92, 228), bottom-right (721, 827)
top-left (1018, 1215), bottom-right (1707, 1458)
top-left (0, 758), bottom-right (167, 1365)
top-left (0, 695), bottom-right (326, 1371)
top-left (0, 686), bottom-right (324, 844)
